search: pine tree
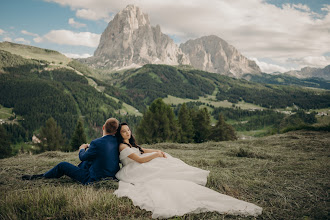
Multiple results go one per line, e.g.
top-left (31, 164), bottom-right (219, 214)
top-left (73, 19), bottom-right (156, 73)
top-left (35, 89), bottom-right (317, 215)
top-left (178, 103), bottom-right (194, 143)
top-left (0, 125), bottom-right (12, 159)
top-left (39, 117), bottom-right (65, 152)
top-left (70, 119), bottom-right (86, 151)
top-left (193, 107), bottom-right (211, 143)
top-left (210, 113), bottom-right (237, 141)
top-left (137, 98), bottom-right (179, 144)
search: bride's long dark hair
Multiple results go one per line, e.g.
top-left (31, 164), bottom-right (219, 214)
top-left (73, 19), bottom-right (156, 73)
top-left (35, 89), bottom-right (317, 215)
top-left (116, 122), bottom-right (144, 154)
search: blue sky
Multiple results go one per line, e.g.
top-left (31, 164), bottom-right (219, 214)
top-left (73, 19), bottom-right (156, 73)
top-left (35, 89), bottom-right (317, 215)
top-left (1, 0), bottom-right (329, 73)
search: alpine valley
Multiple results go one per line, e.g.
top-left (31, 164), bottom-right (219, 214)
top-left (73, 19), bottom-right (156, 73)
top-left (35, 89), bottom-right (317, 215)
top-left (0, 5), bottom-right (329, 151)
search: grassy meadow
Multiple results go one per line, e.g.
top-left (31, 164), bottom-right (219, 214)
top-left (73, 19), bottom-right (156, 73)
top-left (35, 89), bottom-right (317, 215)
top-left (0, 130), bottom-right (329, 219)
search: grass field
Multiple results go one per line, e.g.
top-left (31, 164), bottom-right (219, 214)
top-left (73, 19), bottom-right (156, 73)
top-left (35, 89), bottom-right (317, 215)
top-left (163, 94), bottom-right (265, 110)
top-left (0, 105), bottom-right (13, 119)
top-left (0, 130), bottom-right (329, 219)
top-left (0, 41), bottom-right (70, 65)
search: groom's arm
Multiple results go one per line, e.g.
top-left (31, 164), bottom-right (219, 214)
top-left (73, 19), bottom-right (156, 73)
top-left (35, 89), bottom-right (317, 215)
top-left (79, 142), bottom-right (98, 161)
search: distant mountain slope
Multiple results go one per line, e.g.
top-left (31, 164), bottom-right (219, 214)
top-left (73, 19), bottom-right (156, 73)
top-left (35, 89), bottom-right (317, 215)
top-left (105, 64), bottom-right (330, 111)
top-left (180, 35), bottom-right (261, 78)
top-left (79, 5), bottom-right (261, 77)
top-left (243, 72), bottom-right (330, 90)
top-left (284, 65), bottom-right (330, 80)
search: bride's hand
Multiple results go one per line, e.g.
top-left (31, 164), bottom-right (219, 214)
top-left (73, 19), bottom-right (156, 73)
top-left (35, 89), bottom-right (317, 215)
top-left (157, 151), bottom-right (167, 158)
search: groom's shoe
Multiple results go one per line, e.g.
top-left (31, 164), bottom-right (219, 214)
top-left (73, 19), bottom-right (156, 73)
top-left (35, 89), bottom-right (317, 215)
top-left (21, 174), bottom-right (44, 180)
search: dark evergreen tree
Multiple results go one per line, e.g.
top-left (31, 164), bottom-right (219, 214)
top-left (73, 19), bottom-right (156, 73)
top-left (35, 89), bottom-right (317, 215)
top-left (178, 103), bottom-right (194, 143)
top-left (0, 125), bottom-right (12, 158)
top-left (136, 98), bottom-right (179, 144)
top-left (70, 119), bottom-right (87, 151)
top-left (210, 113), bottom-right (237, 141)
top-left (38, 117), bottom-right (65, 152)
top-left (193, 107), bottom-right (211, 143)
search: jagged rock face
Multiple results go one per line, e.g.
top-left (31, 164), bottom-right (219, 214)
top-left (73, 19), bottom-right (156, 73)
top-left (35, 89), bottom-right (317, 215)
top-left (180, 35), bottom-right (261, 77)
top-left (86, 5), bottom-right (189, 70)
top-left (285, 65), bottom-right (330, 80)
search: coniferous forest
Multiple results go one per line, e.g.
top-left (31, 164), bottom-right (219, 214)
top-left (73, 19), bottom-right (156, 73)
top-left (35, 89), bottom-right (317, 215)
top-left (0, 48), bottom-right (329, 158)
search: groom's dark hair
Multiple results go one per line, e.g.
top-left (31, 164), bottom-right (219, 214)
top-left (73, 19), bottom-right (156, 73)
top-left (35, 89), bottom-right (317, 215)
top-left (104, 118), bottom-right (119, 134)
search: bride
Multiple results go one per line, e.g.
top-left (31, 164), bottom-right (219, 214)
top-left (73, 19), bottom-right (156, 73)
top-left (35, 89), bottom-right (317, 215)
top-left (114, 123), bottom-right (262, 219)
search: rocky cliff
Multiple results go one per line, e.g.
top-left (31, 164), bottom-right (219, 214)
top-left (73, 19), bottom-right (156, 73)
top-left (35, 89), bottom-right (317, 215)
top-left (284, 65), bottom-right (330, 80)
top-left (180, 35), bottom-right (261, 77)
top-left (80, 5), bottom-right (189, 70)
top-left (80, 5), bottom-right (261, 77)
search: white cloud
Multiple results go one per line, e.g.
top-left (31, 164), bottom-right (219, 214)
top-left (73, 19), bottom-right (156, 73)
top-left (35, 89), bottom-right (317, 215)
top-left (43, 0), bottom-right (330, 69)
top-left (288, 56), bottom-right (330, 68)
top-left (21, 30), bottom-right (39, 37)
top-left (63, 52), bottom-right (92, 58)
top-left (37, 30), bottom-right (100, 47)
top-left (14, 37), bottom-right (30, 44)
top-left (68, 18), bottom-right (86, 28)
top-left (3, 37), bottom-right (12, 42)
top-left (251, 58), bottom-right (291, 73)
top-left (0, 29), bottom-right (5, 35)
top-left (33, 36), bottom-right (44, 43)
top-left (292, 3), bottom-right (310, 12)
top-left (76, 9), bottom-right (109, 21)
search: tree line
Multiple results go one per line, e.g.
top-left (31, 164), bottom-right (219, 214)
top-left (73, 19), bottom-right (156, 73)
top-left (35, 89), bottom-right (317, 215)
top-left (136, 99), bottom-right (237, 144)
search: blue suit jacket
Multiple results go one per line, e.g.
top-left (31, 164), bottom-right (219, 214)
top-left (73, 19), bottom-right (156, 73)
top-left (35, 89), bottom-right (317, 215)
top-left (79, 135), bottom-right (119, 183)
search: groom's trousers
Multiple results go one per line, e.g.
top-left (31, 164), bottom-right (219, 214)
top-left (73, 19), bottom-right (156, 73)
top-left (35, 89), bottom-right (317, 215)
top-left (43, 162), bottom-right (91, 184)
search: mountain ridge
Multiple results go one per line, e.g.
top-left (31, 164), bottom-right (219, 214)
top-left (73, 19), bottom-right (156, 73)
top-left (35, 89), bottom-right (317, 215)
top-left (79, 5), bottom-right (260, 77)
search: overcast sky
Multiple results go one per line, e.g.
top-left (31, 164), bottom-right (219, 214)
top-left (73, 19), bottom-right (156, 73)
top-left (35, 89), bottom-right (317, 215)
top-left (1, 0), bottom-right (329, 73)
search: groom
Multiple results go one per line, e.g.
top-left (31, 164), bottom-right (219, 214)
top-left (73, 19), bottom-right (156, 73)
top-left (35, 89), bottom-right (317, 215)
top-left (22, 118), bottom-right (120, 185)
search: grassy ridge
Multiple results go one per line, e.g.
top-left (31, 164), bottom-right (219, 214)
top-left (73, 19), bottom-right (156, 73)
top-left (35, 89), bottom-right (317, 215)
top-left (0, 130), bottom-right (329, 219)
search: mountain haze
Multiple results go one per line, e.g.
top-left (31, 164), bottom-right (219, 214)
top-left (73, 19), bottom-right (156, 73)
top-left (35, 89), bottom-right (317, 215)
top-left (79, 5), bottom-right (260, 77)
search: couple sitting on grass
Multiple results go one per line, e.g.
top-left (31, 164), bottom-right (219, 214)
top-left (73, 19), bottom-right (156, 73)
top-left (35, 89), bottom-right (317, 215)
top-left (22, 118), bottom-right (262, 218)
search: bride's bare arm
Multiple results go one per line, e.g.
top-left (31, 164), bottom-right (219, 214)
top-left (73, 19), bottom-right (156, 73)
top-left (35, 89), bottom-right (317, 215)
top-left (128, 151), bottom-right (164, 163)
top-left (119, 144), bottom-right (165, 163)
top-left (142, 148), bottom-right (167, 158)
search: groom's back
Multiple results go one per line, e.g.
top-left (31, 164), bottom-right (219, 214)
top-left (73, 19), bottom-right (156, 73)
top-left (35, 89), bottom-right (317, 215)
top-left (89, 135), bottom-right (119, 181)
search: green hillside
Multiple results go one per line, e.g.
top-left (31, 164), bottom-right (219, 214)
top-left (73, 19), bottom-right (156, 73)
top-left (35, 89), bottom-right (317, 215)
top-left (0, 50), bottom-right (126, 143)
top-left (0, 41), bottom-right (70, 65)
top-left (0, 130), bottom-right (328, 219)
top-left (1, 44), bottom-right (330, 153)
top-left (104, 64), bottom-right (330, 111)
top-left (244, 72), bottom-right (330, 90)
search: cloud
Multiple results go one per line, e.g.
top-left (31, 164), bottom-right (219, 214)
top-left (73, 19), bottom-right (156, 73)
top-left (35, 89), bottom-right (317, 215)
top-left (3, 37), bottom-right (12, 42)
top-left (75, 9), bottom-right (109, 21)
top-left (63, 52), bottom-right (92, 58)
top-left (33, 36), bottom-right (43, 43)
top-left (36, 30), bottom-right (100, 47)
top-left (21, 30), bottom-right (39, 37)
top-left (14, 37), bottom-right (31, 44)
top-left (292, 3), bottom-right (310, 12)
top-left (251, 58), bottom-right (291, 73)
top-left (68, 18), bottom-right (86, 28)
top-left (288, 56), bottom-right (330, 68)
top-left (43, 0), bottom-right (330, 69)
top-left (0, 29), bottom-right (5, 35)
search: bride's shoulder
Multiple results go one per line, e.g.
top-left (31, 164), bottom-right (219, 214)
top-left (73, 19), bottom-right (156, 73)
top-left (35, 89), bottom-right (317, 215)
top-left (119, 143), bottom-right (129, 152)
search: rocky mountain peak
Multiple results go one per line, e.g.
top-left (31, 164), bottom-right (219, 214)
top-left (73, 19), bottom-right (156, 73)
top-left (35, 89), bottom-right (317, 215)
top-left (86, 5), bottom-right (188, 70)
top-left (80, 5), bottom-right (260, 77)
top-left (180, 35), bottom-right (261, 77)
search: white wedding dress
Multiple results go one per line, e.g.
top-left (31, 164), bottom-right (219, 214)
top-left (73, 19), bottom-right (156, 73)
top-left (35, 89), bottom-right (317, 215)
top-left (114, 147), bottom-right (262, 219)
